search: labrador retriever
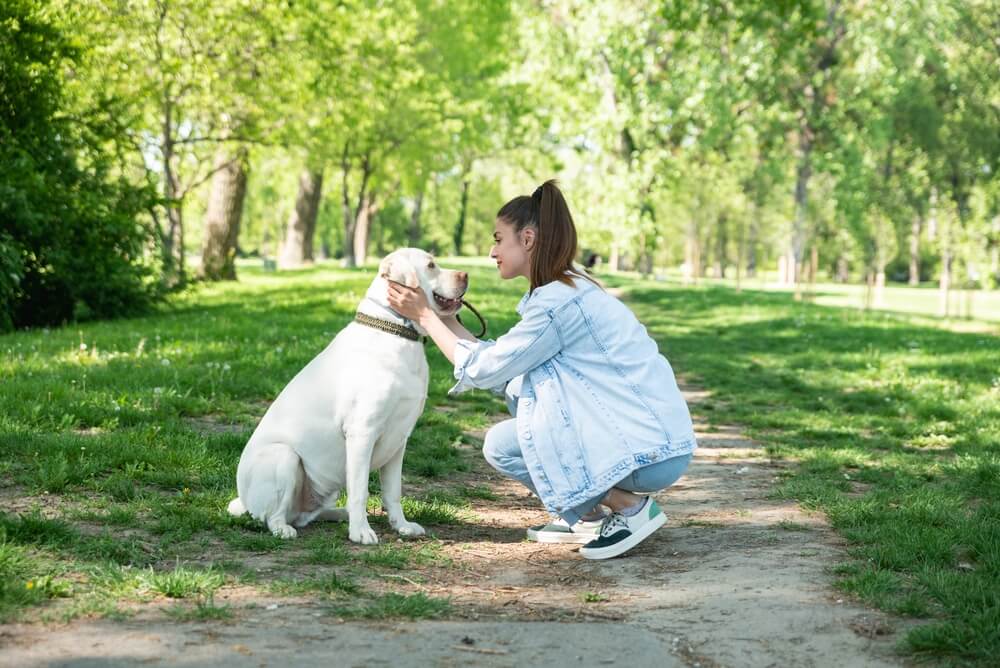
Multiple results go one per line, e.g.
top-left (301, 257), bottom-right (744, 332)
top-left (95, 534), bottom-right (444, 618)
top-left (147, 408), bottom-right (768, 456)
top-left (227, 248), bottom-right (468, 543)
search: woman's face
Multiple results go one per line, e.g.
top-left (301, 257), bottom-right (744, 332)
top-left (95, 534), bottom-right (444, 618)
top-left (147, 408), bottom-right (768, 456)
top-left (490, 219), bottom-right (534, 280)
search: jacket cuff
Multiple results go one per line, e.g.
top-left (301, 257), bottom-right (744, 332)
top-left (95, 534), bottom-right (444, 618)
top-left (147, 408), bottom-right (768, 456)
top-left (448, 339), bottom-right (487, 395)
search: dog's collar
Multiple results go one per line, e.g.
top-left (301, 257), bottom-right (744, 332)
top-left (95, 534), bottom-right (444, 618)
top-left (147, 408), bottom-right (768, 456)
top-left (354, 312), bottom-right (423, 342)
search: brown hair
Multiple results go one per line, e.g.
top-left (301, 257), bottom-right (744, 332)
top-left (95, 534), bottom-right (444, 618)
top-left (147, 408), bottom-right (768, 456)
top-left (496, 180), bottom-right (597, 292)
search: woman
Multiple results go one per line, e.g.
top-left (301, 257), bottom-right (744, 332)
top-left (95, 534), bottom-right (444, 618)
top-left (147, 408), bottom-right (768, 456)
top-left (387, 180), bottom-right (696, 559)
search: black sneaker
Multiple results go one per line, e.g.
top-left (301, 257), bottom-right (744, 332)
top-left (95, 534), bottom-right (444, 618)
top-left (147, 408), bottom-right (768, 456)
top-left (578, 497), bottom-right (666, 560)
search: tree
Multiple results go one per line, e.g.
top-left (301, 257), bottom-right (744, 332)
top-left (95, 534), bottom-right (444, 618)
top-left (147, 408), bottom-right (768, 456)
top-left (0, 0), bottom-right (159, 330)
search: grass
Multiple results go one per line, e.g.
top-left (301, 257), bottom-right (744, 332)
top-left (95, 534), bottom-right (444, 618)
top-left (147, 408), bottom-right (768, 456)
top-left (3, 259), bottom-right (999, 660)
top-left (164, 594), bottom-right (233, 621)
top-left (142, 564), bottom-right (225, 599)
top-left (327, 592), bottom-right (450, 620)
top-left (616, 274), bottom-right (1000, 665)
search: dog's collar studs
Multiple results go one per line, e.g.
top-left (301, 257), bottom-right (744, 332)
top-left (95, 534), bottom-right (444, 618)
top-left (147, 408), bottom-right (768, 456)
top-left (353, 312), bottom-right (423, 342)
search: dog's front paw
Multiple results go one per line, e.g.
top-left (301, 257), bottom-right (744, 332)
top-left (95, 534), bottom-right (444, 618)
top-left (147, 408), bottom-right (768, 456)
top-left (394, 521), bottom-right (425, 538)
top-left (349, 524), bottom-right (379, 545)
top-left (271, 523), bottom-right (298, 539)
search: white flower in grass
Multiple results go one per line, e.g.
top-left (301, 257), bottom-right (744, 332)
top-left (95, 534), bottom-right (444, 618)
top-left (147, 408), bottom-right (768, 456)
top-left (153, 387), bottom-right (164, 395)
top-left (79, 343), bottom-right (88, 351)
top-left (161, 358), bottom-right (170, 366)
top-left (222, 363), bottom-right (231, 372)
top-left (275, 346), bottom-right (283, 354)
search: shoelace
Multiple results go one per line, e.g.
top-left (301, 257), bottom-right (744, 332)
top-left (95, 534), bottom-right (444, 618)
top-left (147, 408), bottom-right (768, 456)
top-left (599, 512), bottom-right (629, 537)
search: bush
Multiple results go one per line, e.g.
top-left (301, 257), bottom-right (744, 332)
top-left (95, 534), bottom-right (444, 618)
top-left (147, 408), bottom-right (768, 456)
top-left (0, 0), bottom-right (160, 332)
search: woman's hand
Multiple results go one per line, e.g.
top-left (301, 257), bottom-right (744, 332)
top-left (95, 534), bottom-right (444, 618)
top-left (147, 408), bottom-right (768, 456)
top-left (386, 281), bottom-right (432, 323)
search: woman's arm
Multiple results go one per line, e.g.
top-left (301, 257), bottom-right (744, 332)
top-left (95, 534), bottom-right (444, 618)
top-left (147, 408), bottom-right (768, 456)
top-left (388, 281), bottom-right (560, 392)
top-left (441, 315), bottom-right (478, 343)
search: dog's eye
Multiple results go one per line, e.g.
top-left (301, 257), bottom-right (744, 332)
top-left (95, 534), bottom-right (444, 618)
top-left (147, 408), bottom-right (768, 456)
top-left (427, 261), bottom-right (435, 269)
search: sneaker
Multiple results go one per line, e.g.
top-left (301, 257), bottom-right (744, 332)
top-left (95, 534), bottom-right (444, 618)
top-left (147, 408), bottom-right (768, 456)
top-left (526, 516), bottom-right (605, 544)
top-left (578, 497), bottom-right (666, 560)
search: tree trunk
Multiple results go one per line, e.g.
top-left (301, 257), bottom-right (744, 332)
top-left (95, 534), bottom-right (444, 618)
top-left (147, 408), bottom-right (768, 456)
top-left (874, 263), bottom-right (886, 308)
top-left (279, 167), bottom-right (324, 269)
top-left (609, 241), bottom-right (620, 274)
top-left (806, 245), bottom-right (818, 299)
top-left (408, 190), bottom-right (424, 247)
top-left (342, 174), bottom-right (355, 267)
top-left (340, 145), bottom-right (372, 268)
top-left (864, 269), bottom-right (874, 310)
top-left (790, 124), bottom-right (813, 295)
top-left (638, 232), bottom-right (653, 276)
top-left (161, 106), bottom-right (185, 287)
top-left (939, 246), bottom-right (952, 317)
top-left (908, 215), bottom-right (922, 285)
top-left (454, 178), bottom-right (470, 255)
top-left (353, 193), bottom-right (377, 267)
top-left (683, 220), bottom-right (700, 284)
top-left (714, 215), bottom-right (728, 279)
top-left (836, 255), bottom-right (849, 282)
top-left (745, 203), bottom-right (758, 280)
top-left (200, 147), bottom-right (248, 281)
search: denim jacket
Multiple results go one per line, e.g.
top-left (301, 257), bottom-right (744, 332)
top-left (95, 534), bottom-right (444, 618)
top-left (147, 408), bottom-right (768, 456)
top-left (449, 275), bottom-right (696, 515)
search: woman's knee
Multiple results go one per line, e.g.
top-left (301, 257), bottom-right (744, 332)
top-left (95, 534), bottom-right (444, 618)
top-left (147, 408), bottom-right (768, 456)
top-left (482, 419), bottom-right (519, 469)
top-left (619, 452), bottom-right (693, 493)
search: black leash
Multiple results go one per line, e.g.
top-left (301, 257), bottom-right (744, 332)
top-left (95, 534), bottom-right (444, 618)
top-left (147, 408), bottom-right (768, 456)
top-left (457, 299), bottom-right (487, 338)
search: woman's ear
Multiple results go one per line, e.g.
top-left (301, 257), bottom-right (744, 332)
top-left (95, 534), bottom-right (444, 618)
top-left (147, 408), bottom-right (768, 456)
top-left (521, 227), bottom-right (536, 252)
top-left (380, 256), bottom-right (419, 288)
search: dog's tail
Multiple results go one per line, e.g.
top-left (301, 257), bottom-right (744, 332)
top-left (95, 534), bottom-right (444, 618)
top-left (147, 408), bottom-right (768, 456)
top-left (227, 497), bottom-right (247, 517)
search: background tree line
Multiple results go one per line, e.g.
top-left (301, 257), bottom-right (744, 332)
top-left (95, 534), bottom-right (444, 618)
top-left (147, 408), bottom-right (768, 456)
top-left (2, 0), bottom-right (997, 330)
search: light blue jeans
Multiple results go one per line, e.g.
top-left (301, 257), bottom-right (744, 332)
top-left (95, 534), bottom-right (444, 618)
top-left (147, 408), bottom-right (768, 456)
top-left (482, 418), bottom-right (693, 525)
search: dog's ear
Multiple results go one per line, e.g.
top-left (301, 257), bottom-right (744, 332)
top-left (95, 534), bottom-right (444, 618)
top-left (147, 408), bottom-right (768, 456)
top-left (379, 255), bottom-right (419, 288)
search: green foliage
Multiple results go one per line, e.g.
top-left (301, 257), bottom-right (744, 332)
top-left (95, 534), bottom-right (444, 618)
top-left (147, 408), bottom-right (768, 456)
top-left (0, 0), bottom-right (160, 331)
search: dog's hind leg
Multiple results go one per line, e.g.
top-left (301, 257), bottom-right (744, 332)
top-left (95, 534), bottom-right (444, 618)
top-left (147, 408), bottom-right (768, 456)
top-left (293, 488), bottom-right (344, 527)
top-left (242, 443), bottom-right (302, 539)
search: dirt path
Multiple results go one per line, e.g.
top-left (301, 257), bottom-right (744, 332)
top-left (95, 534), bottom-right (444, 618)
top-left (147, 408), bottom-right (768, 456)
top-left (1, 388), bottom-right (906, 668)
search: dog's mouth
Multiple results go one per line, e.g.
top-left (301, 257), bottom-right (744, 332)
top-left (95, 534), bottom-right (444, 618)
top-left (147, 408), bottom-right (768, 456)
top-left (432, 291), bottom-right (464, 313)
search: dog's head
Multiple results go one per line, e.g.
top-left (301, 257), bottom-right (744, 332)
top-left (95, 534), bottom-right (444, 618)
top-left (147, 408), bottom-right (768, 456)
top-left (378, 248), bottom-right (468, 317)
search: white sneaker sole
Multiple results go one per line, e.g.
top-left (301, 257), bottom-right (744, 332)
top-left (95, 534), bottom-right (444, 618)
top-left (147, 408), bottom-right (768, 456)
top-left (526, 527), bottom-right (599, 544)
top-left (579, 512), bottom-right (667, 560)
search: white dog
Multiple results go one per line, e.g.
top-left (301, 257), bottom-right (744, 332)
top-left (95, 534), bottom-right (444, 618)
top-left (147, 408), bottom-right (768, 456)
top-left (227, 248), bottom-right (468, 543)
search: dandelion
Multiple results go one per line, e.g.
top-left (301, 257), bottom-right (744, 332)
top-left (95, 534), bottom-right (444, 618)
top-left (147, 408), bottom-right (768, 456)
top-left (275, 346), bottom-right (284, 354)
top-left (222, 363), bottom-right (231, 372)
top-left (161, 358), bottom-right (170, 366)
top-left (153, 387), bottom-right (164, 395)
top-left (79, 343), bottom-right (88, 351)
top-left (25, 581), bottom-right (34, 590)
top-left (182, 487), bottom-right (190, 495)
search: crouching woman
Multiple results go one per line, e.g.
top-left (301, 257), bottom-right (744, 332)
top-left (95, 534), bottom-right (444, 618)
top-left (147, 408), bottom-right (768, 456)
top-left (388, 180), bottom-right (696, 559)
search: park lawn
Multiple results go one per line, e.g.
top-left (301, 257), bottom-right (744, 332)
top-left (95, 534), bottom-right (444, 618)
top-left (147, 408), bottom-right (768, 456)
top-left (0, 262), bottom-right (519, 623)
top-left (615, 276), bottom-right (1000, 665)
top-left (1, 262), bottom-right (998, 665)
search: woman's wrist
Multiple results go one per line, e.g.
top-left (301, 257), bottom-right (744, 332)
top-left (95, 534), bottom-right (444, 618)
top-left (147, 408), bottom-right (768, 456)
top-left (417, 308), bottom-right (439, 329)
